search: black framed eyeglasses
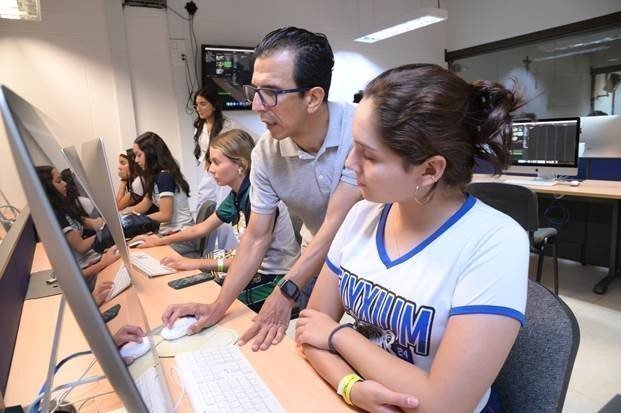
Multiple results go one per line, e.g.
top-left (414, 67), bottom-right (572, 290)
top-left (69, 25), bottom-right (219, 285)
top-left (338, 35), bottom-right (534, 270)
top-left (243, 85), bottom-right (311, 108)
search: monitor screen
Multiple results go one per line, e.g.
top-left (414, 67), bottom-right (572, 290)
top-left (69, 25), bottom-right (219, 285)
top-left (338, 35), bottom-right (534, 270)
top-left (506, 117), bottom-right (580, 177)
top-left (0, 85), bottom-right (172, 412)
top-left (201, 45), bottom-right (254, 110)
top-left (0, 211), bottom-right (36, 396)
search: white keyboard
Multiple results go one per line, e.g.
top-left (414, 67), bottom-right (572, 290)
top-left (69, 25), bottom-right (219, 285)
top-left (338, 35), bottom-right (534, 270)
top-left (130, 252), bottom-right (176, 277)
top-left (135, 366), bottom-right (173, 413)
top-left (176, 346), bottom-right (285, 413)
top-left (106, 265), bottom-right (131, 301)
top-left (503, 179), bottom-right (558, 187)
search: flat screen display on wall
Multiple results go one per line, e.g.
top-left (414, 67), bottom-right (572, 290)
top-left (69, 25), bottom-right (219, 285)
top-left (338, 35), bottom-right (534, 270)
top-left (201, 45), bottom-right (254, 110)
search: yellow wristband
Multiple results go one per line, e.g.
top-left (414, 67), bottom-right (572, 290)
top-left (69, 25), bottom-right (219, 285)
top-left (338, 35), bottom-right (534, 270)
top-left (337, 374), bottom-right (363, 406)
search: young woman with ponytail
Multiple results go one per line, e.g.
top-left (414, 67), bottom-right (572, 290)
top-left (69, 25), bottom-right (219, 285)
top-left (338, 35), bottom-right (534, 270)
top-left (295, 64), bottom-right (528, 413)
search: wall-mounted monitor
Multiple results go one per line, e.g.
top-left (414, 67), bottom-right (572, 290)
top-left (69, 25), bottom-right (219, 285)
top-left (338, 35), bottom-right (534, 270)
top-left (505, 117), bottom-right (580, 179)
top-left (201, 45), bottom-right (254, 110)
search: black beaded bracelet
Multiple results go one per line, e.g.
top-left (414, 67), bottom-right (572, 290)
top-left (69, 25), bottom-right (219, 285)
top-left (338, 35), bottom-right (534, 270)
top-left (328, 323), bottom-right (353, 354)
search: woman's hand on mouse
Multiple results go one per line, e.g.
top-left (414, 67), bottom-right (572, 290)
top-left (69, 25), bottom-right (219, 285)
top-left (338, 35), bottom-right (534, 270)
top-left (113, 324), bottom-right (146, 347)
top-left (92, 281), bottom-right (114, 306)
top-left (133, 234), bottom-right (160, 248)
top-left (160, 255), bottom-right (199, 271)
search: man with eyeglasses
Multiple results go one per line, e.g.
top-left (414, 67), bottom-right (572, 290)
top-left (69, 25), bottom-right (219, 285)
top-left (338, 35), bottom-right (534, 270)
top-left (163, 26), bottom-right (360, 348)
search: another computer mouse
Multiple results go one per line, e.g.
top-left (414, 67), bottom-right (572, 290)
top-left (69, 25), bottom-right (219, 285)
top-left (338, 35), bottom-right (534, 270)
top-left (128, 239), bottom-right (145, 248)
top-left (570, 180), bottom-right (580, 187)
top-left (161, 316), bottom-right (197, 341)
top-left (119, 336), bottom-right (150, 359)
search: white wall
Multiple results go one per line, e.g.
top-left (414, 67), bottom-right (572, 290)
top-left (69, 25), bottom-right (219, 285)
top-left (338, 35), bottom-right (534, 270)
top-left (445, 0), bottom-right (621, 51)
top-left (0, 0), bottom-right (125, 208)
top-left (164, 0), bottom-right (446, 209)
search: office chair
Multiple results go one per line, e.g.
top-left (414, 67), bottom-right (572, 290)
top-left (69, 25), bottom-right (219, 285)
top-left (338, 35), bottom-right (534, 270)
top-left (195, 200), bottom-right (217, 255)
top-left (493, 280), bottom-right (580, 412)
top-left (467, 182), bottom-right (560, 294)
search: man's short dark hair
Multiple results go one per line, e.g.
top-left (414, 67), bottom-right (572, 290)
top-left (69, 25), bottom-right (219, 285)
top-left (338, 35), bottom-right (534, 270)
top-left (255, 26), bottom-right (334, 102)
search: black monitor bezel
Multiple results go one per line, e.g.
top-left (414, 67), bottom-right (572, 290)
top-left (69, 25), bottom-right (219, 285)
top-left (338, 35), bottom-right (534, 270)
top-left (201, 44), bottom-right (255, 111)
top-left (509, 117), bottom-right (581, 168)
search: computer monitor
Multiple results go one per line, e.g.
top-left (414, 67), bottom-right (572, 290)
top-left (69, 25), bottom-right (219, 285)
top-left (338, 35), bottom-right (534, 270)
top-left (0, 209), bottom-right (36, 398)
top-left (64, 140), bottom-right (132, 272)
top-left (580, 115), bottom-right (621, 158)
top-left (505, 117), bottom-right (580, 180)
top-left (201, 44), bottom-right (254, 110)
top-left (0, 85), bottom-right (173, 412)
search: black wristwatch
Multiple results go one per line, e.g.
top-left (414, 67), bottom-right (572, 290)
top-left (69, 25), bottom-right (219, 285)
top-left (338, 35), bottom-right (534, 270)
top-left (277, 278), bottom-right (300, 301)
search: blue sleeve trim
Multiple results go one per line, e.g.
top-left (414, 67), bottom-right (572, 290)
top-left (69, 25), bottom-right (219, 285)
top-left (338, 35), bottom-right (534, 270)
top-left (450, 305), bottom-right (525, 326)
top-left (325, 258), bottom-right (341, 276)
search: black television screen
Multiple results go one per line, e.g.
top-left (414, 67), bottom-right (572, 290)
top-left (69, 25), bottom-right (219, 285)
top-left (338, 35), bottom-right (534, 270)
top-left (201, 45), bottom-right (254, 110)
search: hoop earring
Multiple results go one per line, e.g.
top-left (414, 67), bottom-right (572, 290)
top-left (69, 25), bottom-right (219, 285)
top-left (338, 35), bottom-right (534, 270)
top-left (413, 184), bottom-right (433, 206)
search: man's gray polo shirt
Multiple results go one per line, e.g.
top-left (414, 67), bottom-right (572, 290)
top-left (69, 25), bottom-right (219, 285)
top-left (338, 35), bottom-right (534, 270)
top-left (250, 101), bottom-right (357, 241)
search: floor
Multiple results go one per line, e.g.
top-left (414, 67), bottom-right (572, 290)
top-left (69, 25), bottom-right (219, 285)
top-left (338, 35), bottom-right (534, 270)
top-left (286, 256), bottom-right (621, 412)
top-left (539, 258), bottom-right (621, 412)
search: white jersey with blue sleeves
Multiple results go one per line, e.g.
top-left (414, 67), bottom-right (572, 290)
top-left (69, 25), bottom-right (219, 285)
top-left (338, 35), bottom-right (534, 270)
top-left (326, 196), bottom-right (528, 412)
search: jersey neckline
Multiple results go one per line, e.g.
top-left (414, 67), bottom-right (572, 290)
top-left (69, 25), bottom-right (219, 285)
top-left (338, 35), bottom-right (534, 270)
top-left (376, 195), bottom-right (477, 269)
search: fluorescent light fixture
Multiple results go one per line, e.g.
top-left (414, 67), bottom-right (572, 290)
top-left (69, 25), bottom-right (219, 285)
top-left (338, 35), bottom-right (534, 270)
top-left (0, 0), bottom-right (41, 21)
top-left (355, 7), bottom-right (447, 43)
top-left (532, 46), bottom-right (610, 62)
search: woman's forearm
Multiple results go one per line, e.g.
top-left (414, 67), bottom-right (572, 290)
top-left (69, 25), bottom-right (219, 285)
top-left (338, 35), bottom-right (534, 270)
top-left (302, 344), bottom-right (356, 389)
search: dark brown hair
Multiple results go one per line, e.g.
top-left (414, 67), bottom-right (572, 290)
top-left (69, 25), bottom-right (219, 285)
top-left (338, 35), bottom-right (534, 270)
top-left (193, 85), bottom-right (225, 161)
top-left (364, 63), bottom-right (523, 189)
top-left (134, 132), bottom-right (190, 197)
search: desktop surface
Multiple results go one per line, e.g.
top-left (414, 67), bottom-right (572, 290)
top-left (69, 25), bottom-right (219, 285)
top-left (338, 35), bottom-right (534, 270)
top-left (6, 244), bottom-right (353, 412)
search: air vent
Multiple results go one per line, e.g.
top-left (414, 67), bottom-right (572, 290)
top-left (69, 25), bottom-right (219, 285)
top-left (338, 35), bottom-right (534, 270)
top-left (123, 0), bottom-right (167, 9)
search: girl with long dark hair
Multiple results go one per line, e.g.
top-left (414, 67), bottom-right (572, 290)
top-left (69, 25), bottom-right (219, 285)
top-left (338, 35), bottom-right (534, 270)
top-left (115, 148), bottom-right (146, 211)
top-left (131, 132), bottom-right (193, 248)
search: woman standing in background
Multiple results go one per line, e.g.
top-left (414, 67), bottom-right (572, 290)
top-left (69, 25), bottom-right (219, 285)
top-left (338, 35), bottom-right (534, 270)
top-left (192, 85), bottom-right (240, 251)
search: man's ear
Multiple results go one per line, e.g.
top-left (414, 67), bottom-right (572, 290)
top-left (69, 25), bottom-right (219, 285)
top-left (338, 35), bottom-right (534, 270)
top-left (306, 86), bottom-right (325, 114)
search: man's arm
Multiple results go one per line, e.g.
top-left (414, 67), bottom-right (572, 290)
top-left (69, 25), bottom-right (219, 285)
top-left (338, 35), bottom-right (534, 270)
top-left (161, 210), bottom-right (275, 332)
top-left (238, 181), bottom-right (361, 350)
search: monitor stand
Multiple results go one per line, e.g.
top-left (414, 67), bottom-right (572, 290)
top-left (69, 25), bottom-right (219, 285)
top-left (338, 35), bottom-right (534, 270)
top-left (533, 172), bottom-right (558, 183)
top-left (30, 296), bottom-right (67, 413)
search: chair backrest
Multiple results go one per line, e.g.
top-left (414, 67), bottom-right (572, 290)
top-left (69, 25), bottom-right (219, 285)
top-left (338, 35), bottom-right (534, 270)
top-left (494, 280), bottom-right (580, 412)
top-left (467, 182), bottom-right (539, 233)
top-left (195, 200), bottom-right (216, 253)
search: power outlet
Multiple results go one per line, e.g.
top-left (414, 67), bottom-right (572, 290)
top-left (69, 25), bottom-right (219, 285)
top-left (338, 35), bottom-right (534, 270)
top-left (170, 39), bottom-right (187, 66)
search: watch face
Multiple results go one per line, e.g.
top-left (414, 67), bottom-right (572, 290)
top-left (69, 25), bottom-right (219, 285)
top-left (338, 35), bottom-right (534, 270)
top-left (280, 279), bottom-right (299, 299)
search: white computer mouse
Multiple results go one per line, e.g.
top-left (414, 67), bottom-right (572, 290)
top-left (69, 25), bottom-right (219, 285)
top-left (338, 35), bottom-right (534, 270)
top-left (161, 316), bottom-right (197, 341)
top-left (119, 336), bottom-right (150, 359)
top-left (570, 180), bottom-right (580, 187)
top-left (128, 239), bottom-right (145, 248)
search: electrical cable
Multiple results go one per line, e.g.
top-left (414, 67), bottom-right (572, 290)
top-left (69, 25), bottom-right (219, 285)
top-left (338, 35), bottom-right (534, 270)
top-left (190, 16), bottom-right (200, 87)
top-left (74, 391), bottom-right (115, 412)
top-left (30, 351), bottom-right (92, 413)
top-left (166, 5), bottom-right (190, 21)
top-left (30, 375), bottom-right (107, 411)
top-left (53, 358), bottom-right (97, 412)
top-left (170, 366), bottom-right (185, 411)
top-left (544, 199), bottom-right (570, 230)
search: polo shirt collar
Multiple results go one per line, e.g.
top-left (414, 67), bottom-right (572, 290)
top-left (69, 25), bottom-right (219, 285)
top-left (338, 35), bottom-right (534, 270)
top-left (232, 175), bottom-right (251, 205)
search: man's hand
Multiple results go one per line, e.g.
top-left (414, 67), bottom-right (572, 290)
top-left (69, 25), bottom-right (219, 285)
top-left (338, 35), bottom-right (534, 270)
top-left (238, 289), bottom-right (293, 351)
top-left (161, 302), bottom-right (225, 335)
top-left (294, 309), bottom-right (339, 350)
top-left (160, 255), bottom-right (198, 271)
top-left (350, 380), bottom-right (419, 413)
